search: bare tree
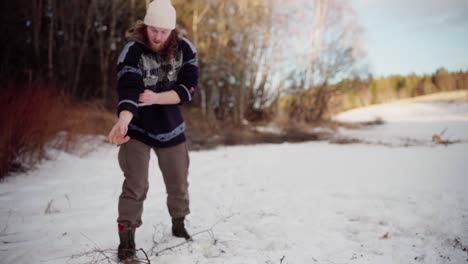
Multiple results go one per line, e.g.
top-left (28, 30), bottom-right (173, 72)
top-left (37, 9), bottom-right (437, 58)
top-left (32, 0), bottom-right (44, 72)
top-left (72, 0), bottom-right (95, 96)
top-left (286, 0), bottom-right (367, 121)
top-left (47, 0), bottom-right (56, 81)
top-left (1, 0), bottom-right (368, 126)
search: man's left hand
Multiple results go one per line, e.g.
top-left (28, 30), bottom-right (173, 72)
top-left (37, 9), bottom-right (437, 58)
top-left (138, 89), bottom-right (158, 106)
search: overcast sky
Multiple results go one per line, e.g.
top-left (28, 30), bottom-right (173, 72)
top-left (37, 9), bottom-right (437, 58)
top-left (351, 0), bottom-right (468, 77)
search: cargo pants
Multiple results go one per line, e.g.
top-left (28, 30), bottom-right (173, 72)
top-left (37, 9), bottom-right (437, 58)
top-left (116, 139), bottom-right (190, 227)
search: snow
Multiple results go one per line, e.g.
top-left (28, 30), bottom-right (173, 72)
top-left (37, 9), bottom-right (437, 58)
top-left (333, 100), bottom-right (468, 147)
top-left (334, 101), bottom-right (468, 122)
top-left (253, 125), bottom-right (283, 135)
top-left (1, 98), bottom-right (468, 264)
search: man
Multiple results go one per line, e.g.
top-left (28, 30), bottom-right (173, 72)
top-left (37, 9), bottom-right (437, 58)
top-left (107, 0), bottom-right (198, 261)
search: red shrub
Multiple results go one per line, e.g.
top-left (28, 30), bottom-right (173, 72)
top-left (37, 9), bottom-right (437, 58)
top-left (0, 84), bottom-right (68, 179)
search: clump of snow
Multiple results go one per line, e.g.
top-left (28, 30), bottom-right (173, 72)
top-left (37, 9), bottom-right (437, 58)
top-left (308, 126), bottom-right (336, 134)
top-left (253, 125), bottom-right (283, 135)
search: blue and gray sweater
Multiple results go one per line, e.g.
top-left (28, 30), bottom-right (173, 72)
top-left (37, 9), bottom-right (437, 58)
top-left (116, 38), bottom-right (198, 148)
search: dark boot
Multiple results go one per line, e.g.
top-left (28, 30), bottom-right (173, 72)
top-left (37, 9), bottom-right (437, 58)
top-left (117, 223), bottom-right (136, 261)
top-left (172, 217), bottom-right (191, 240)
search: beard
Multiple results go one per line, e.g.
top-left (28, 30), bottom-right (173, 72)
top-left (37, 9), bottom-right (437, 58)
top-left (148, 37), bottom-right (169, 53)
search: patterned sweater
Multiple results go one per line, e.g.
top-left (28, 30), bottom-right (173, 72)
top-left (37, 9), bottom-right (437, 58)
top-left (116, 38), bottom-right (198, 148)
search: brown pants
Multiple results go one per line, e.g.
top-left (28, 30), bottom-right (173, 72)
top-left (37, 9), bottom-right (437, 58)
top-left (117, 139), bottom-right (190, 228)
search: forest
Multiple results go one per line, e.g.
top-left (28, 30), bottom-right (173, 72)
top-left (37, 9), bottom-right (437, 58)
top-left (0, 0), bottom-right (466, 177)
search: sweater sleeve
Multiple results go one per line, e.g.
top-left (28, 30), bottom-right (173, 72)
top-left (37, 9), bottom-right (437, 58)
top-left (116, 41), bottom-right (144, 117)
top-left (173, 37), bottom-right (199, 104)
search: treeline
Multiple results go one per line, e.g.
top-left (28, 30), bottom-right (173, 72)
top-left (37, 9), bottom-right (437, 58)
top-left (275, 68), bottom-right (468, 121)
top-left (1, 0), bottom-right (366, 178)
top-left (334, 68), bottom-right (468, 114)
top-left (1, 0), bottom-right (143, 101)
top-left (0, 0), bottom-right (365, 125)
top-left (1, 0), bottom-right (466, 178)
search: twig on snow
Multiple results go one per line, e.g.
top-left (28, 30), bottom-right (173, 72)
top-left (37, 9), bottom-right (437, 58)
top-left (0, 209), bottom-right (13, 236)
top-left (280, 255), bottom-right (286, 263)
top-left (152, 214), bottom-right (235, 256)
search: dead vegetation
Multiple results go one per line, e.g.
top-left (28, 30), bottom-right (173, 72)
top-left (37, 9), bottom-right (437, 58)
top-left (0, 88), bottom-right (339, 179)
top-left (431, 128), bottom-right (461, 146)
top-left (61, 215), bottom-right (235, 264)
top-left (2, 85), bottom-right (463, 179)
top-left (330, 137), bottom-right (364, 145)
top-left (0, 84), bottom-right (116, 180)
top-left (184, 108), bottom-right (337, 150)
top-left (0, 84), bottom-right (69, 178)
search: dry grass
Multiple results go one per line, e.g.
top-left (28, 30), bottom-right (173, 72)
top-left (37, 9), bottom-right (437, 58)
top-left (183, 109), bottom-right (335, 150)
top-left (0, 84), bottom-right (67, 178)
top-left (403, 90), bottom-right (468, 103)
top-left (59, 101), bottom-right (116, 151)
top-left (0, 84), bottom-right (115, 179)
top-left (3, 87), bottom-right (390, 178)
top-left (329, 137), bottom-right (364, 145)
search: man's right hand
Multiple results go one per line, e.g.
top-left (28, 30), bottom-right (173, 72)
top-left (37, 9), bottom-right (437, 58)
top-left (107, 111), bottom-right (133, 145)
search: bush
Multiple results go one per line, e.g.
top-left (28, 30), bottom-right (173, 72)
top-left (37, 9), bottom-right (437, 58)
top-left (0, 84), bottom-right (70, 178)
top-left (0, 83), bottom-right (116, 179)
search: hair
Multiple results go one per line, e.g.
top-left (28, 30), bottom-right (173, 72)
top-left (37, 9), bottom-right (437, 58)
top-left (126, 20), bottom-right (179, 62)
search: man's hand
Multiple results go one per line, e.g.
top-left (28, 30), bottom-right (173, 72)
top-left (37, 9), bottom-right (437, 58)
top-left (139, 89), bottom-right (181, 106)
top-left (107, 111), bottom-right (133, 145)
top-left (138, 89), bottom-right (158, 106)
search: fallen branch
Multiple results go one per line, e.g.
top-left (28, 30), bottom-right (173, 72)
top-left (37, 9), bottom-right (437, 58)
top-left (44, 198), bottom-right (60, 214)
top-left (152, 214), bottom-right (235, 256)
top-left (49, 233), bottom-right (151, 264)
top-left (431, 127), bottom-right (461, 145)
top-left (153, 238), bottom-right (191, 256)
top-left (81, 232), bottom-right (114, 263)
top-left (137, 248), bottom-right (151, 263)
top-left (1, 212), bottom-right (24, 244)
top-left (280, 255), bottom-right (286, 263)
top-left (58, 215), bottom-right (237, 263)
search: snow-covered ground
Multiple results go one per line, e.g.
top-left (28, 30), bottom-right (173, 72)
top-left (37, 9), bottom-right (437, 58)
top-left (1, 96), bottom-right (468, 264)
top-left (334, 98), bottom-right (468, 147)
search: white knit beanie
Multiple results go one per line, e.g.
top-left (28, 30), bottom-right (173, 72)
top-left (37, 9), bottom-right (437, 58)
top-left (144, 0), bottom-right (176, 30)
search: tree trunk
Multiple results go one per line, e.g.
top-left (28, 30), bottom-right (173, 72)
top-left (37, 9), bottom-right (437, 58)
top-left (310, 82), bottom-right (328, 121)
top-left (192, 3), bottom-right (208, 118)
top-left (72, 0), bottom-right (94, 97)
top-left (47, 0), bottom-right (55, 81)
top-left (32, 0), bottom-right (43, 73)
top-left (94, 0), bottom-right (111, 98)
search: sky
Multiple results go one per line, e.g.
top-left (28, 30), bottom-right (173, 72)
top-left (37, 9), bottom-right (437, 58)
top-left (351, 0), bottom-right (468, 77)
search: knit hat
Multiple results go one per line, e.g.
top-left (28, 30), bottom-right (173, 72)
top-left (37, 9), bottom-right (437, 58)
top-left (144, 0), bottom-right (176, 30)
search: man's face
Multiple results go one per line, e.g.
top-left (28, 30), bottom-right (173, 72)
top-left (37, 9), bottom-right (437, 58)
top-left (146, 26), bottom-right (171, 52)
